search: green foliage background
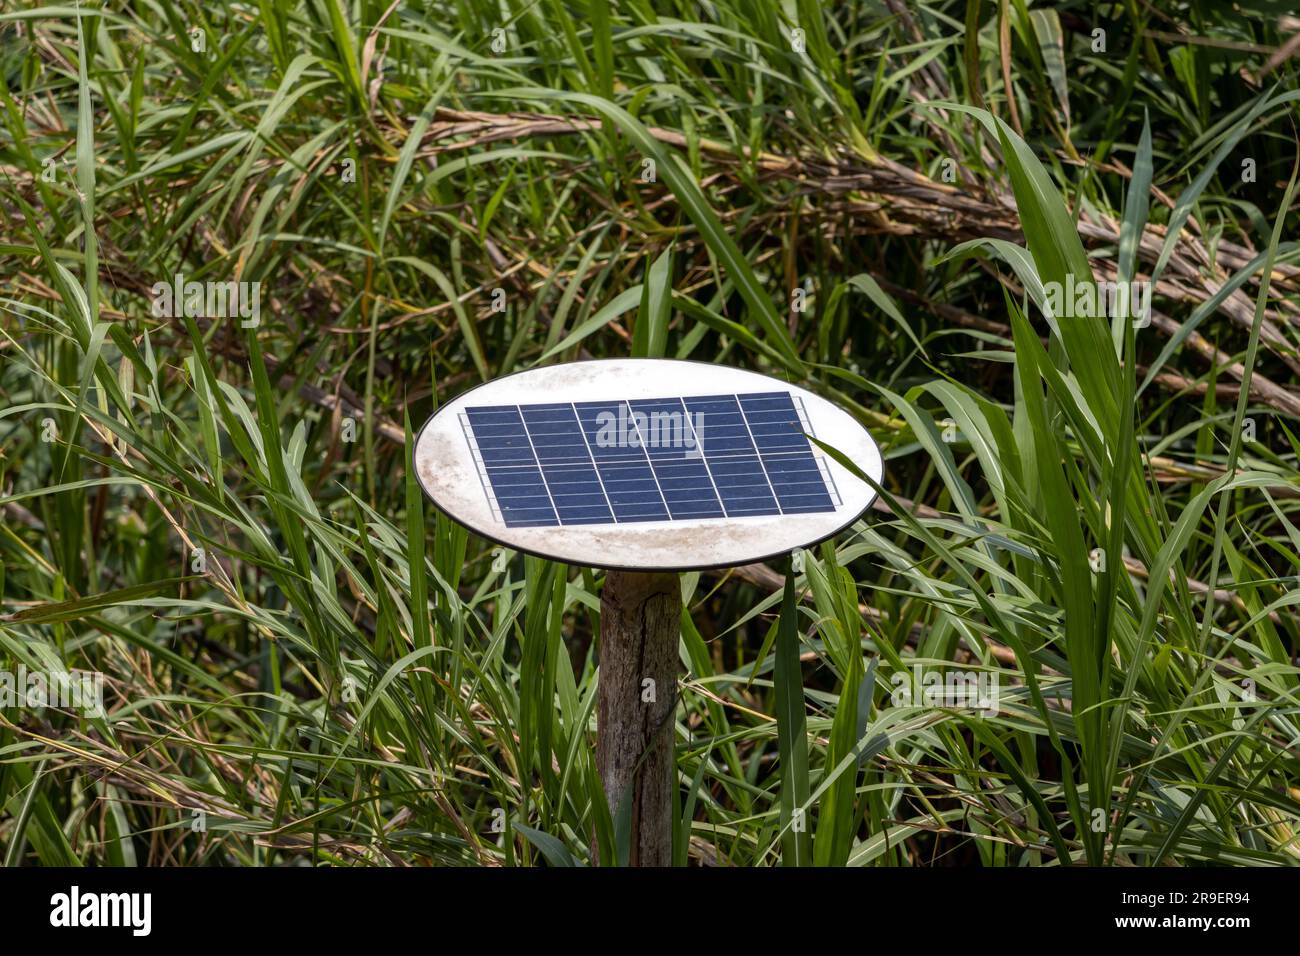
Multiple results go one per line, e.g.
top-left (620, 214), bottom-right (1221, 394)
top-left (1, 1), bottom-right (1299, 866)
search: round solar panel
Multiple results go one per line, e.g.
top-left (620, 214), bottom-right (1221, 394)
top-left (413, 359), bottom-right (883, 570)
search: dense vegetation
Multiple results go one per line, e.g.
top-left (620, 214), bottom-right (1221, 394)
top-left (2, 0), bottom-right (1298, 866)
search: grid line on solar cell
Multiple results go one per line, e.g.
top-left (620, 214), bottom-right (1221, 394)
top-left (623, 401), bottom-right (676, 519)
top-left (463, 406), bottom-right (558, 527)
top-left (458, 412), bottom-right (503, 522)
top-left (689, 395), bottom-right (777, 516)
top-left (463, 392), bottom-right (841, 527)
top-left (521, 403), bottom-right (614, 525)
top-left (629, 397), bottom-right (724, 519)
top-left (733, 395), bottom-right (783, 510)
top-left (571, 402), bottom-right (620, 521)
top-left (516, 405), bottom-right (566, 524)
top-left (575, 400), bottom-right (671, 523)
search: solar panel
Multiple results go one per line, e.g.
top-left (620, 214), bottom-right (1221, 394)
top-left (416, 359), bottom-right (883, 569)
top-left (462, 391), bottom-right (841, 528)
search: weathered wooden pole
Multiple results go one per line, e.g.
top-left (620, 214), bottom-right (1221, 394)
top-left (597, 569), bottom-right (681, 867)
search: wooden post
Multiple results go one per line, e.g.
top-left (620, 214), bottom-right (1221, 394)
top-left (597, 569), bottom-right (681, 866)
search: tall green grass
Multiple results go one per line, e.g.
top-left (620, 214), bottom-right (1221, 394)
top-left (1, 1), bottom-right (1298, 866)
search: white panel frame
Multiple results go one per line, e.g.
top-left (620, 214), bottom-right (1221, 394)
top-left (412, 359), bottom-right (883, 570)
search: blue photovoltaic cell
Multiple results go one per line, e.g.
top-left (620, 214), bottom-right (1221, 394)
top-left (575, 400), bottom-right (671, 524)
top-left (682, 395), bottom-right (778, 517)
top-left (738, 393), bottom-right (836, 514)
top-left (464, 392), bottom-right (838, 528)
top-left (519, 403), bottom-right (614, 525)
top-left (464, 406), bottom-right (556, 527)
top-left (629, 398), bottom-right (725, 520)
